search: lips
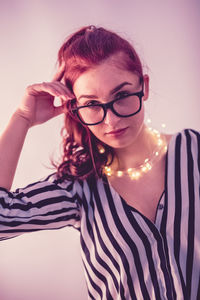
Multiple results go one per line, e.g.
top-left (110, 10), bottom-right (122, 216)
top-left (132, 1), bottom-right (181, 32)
top-left (106, 127), bottom-right (128, 136)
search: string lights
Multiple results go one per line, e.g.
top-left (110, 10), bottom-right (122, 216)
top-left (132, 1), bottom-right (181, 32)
top-left (103, 125), bottom-right (168, 180)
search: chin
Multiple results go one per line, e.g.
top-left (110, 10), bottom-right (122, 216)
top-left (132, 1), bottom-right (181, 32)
top-left (104, 137), bottom-right (134, 150)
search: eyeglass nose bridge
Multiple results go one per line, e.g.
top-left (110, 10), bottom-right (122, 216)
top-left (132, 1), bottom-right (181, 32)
top-left (101, 99), bottom-right (122, 122)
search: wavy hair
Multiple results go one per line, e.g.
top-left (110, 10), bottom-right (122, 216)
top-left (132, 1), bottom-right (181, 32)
top-left (55, 25), bottom-right (144, 180)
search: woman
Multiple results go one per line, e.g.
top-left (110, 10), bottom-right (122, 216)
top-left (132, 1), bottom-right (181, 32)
top-left (0, 26), bottom-right (199, 300)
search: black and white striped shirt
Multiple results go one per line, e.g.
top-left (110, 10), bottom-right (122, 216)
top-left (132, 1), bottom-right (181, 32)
top-left (0, 129), bottom-right (200, 299)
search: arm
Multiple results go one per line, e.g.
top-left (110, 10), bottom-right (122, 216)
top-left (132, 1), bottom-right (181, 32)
top-left (0, 111), bottom-right (30, 190)
top-left (0, 64), bottom-right (72, 190)
top-left (0, 66), bottom-right (82, 239)
top-left (0, 174), bottom-right (82, 240)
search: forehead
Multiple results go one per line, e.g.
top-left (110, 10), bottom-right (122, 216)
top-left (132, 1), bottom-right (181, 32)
top-left (73, 56), bottom-right (139, 97)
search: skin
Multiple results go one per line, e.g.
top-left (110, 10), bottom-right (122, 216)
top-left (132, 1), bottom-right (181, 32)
top-left (0, 63), bottom-right (71, 190)
top-left (0, 54), bottom-right (172, 222)
top-left (73, 56), bottom-right (153, 171)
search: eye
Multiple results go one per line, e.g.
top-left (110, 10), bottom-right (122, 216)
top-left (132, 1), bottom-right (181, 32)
top-left (115, 91), bottom-right (130, 99)
top-left (84, 100), bottom-right (100, 106)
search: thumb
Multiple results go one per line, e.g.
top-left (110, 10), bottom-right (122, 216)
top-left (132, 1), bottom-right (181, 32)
top-left (53, 103), bottom-right (68, 117)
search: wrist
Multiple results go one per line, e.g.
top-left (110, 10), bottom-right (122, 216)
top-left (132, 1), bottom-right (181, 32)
top-left (12, 109), bottom-right (33, 128)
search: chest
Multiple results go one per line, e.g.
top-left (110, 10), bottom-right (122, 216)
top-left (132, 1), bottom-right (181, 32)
top-left (108, 160), bottom-right (166, 223)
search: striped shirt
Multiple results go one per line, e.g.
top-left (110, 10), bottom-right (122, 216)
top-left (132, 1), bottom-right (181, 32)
top-left (0, 129), bottom-right (199, 299)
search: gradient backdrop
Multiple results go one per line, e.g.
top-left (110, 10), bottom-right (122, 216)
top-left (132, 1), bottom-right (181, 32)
top-left (0, 0), bottom-right (199, 299)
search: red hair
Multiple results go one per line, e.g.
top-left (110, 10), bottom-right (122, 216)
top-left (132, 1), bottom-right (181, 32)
top-left (55, 25), bottom-right (144, 180)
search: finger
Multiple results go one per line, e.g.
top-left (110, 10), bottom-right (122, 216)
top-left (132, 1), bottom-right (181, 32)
top-left (50, 81), bottom-right (74, 98)
top-left (27, 82), bottom-right (68, 99)
top-left (53, 104), bottom-right (67, 117)
top-left (52, 62), bottom-right (66, 82)
top-left (26, 83), bottom-right (59, 97)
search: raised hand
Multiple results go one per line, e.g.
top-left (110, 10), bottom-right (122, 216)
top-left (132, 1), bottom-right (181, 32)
top-left (17, 64), bottom-right (73, 127)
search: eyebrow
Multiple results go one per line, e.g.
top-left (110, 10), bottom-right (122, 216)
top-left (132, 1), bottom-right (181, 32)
top-left (77, 81), bottom-right (132, 101)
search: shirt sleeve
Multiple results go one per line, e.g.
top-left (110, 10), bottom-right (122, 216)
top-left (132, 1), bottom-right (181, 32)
top-left (186, 129), bottom-right (200, 176)
top-left (0, 173), bottom-right (83, 240)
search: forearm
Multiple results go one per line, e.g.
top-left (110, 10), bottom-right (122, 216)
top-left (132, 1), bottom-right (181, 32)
top-left (0, 110), bottom-right (30, 190)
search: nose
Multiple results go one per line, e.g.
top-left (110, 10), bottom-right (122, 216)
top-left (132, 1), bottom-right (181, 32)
top-left (103, 108), bottom-right (120, 126)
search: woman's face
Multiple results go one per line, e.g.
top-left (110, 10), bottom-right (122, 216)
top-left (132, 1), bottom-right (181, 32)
top-left (73, 56), bottom-right (149, 150)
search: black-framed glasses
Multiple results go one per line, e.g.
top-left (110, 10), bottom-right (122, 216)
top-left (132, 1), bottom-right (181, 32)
top-left (71, 89), bottom-right (144, 126)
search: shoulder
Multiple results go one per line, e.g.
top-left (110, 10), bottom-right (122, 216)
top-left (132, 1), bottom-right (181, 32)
top-left (166, 128), bottom-right (200, 164)
top-left (164, 128), bottom-right (199, 146)
top-left (46, 172), bottom-right (101, 197)
top-left (45, 172), bottom-right (86, 195)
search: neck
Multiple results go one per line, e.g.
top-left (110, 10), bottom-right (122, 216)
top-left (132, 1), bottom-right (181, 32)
top-left (113, 124), bottom-right (164, 171)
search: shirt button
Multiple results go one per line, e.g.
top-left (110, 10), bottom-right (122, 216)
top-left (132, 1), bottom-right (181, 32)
top-left (158, 204), bottom-right (164, 210)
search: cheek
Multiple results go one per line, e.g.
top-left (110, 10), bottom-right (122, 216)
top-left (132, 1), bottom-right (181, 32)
top-left (132, 106), bottom-right (145, 126)
top-left (121, 106), bottom-right (145, 129)
top-left (88, 125), bottom-right (103, 139)
top-left (88, 124), bottom-right (111, 145)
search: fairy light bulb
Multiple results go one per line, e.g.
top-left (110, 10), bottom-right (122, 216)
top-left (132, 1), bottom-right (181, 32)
top-left (135, 172), bottom-right (140, 178)
top-left (99, 148), bottom-right (105, 154)
top-left (146, 162), bottom-right (152, 170)
top-left (153, 129), bottom-right (159, 135)
top-left (117, 171), bottom-right (123, 177)
top-left (142, 166), bottom-right (147, 172)
top-left (131, 173), bottom-right (136, 179)
top-left (98, 145), bottom-right (105, 153)
top-left (105, 166), bottom-right (112, 176)
top-left (131, 171), bottom-right (140, 179)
